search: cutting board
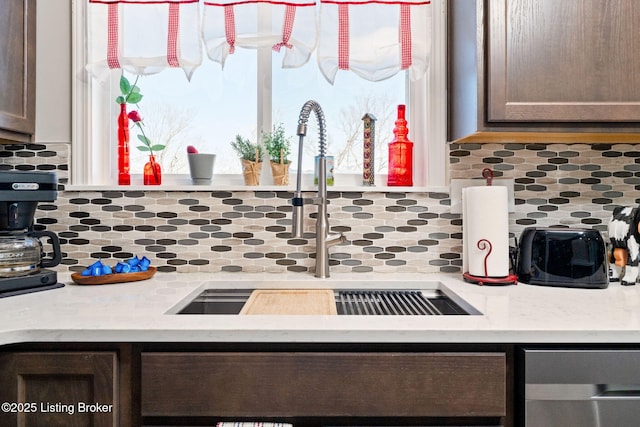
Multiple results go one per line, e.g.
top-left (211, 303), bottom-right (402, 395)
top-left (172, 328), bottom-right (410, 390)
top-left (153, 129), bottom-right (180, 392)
top-left (240, 289), bottom-right (337, 315)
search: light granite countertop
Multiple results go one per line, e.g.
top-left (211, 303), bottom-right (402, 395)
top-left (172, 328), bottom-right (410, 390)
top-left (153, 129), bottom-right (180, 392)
top-left (0, 271), bottom-right (639, 345)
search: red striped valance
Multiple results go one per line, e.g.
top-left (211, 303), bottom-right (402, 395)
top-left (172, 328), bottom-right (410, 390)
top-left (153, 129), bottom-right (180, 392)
top-left (87, 0), bottom-right (432, 83)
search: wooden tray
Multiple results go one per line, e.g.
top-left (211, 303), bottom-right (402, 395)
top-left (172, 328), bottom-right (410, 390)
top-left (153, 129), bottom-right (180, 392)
top-left (240, 289), bottom-right (337, 315)
top-left (70, 266), bottom-right (156, 285)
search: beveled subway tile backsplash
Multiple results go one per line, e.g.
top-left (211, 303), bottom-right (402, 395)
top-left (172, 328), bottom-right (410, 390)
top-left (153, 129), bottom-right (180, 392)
top-left (0, 141), bottom-right (635, 274)
top-left (57, 189), bottom-right (457, 274)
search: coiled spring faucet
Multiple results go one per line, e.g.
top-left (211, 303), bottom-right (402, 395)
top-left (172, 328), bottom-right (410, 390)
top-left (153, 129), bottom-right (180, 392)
top-left (291, 100), bottom-right (346, 278)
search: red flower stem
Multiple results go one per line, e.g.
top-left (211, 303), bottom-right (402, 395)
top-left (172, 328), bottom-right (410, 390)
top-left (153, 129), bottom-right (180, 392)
top-left (133, 122), bottom-right (154, 156)
top-left (135, 122), bottom-right (160, 183)
top-left (150, 156), bottom-right (160, 184)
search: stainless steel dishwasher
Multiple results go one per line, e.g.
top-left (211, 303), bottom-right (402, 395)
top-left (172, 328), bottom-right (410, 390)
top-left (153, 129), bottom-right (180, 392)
top-left (523, 348), bottom-right (640, 427)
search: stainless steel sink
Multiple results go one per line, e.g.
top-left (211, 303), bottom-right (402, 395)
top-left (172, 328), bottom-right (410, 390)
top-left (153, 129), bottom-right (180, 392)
top-left (173, 283), bottom-right (481, 315)
top-left (177, 289), bottom-right (252, 315)
top-left (335, 289), bottom-right (473, 315)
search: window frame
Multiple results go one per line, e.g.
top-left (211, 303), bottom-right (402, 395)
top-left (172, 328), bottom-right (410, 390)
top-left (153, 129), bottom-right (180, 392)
top-left (70, 0), bottom-right (447, 190)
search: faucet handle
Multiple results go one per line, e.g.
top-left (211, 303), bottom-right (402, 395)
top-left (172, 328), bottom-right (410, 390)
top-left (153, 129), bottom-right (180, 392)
top-left (326, 232), bottom-right (347, 248)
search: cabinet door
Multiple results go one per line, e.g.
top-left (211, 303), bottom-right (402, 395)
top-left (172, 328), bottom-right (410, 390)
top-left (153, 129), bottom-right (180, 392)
top-left (0, 352), bottom-right (118, 427)
top-left (0, 0), bottom-right (36, 141)
top-left (487, 0), bottom-right (640, 123)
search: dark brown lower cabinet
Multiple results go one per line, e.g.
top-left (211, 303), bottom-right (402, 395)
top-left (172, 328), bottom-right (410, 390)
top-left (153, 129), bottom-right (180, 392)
top-left (0, 352), bottom-right (119, 427)
top-left (0, 345), bottom-right (511, 427)
top-left (141, 351), bottom-right (507, 426)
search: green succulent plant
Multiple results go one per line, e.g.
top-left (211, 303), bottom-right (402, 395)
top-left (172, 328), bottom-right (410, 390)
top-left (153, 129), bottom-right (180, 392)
top-left (231, 135), bottom-right (263, 162)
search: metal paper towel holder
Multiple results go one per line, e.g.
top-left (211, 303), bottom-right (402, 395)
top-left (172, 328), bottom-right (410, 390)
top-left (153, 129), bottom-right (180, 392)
top-left (462, 168), bottom-right (518, 286)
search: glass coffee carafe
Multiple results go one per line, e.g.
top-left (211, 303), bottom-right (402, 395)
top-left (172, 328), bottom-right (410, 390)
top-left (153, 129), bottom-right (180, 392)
top-left (0, 231), bottom-right (61, 277)
top-left (0, 200), bottom-right (61, 278)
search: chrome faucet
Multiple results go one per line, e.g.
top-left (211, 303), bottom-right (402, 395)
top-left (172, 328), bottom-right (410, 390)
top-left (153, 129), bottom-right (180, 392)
top-left (291, 100), bottom-right (346, 278)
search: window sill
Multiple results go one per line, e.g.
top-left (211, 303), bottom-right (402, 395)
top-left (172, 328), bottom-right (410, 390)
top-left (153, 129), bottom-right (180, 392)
top-left (65, 174), bottom-right (449, 193)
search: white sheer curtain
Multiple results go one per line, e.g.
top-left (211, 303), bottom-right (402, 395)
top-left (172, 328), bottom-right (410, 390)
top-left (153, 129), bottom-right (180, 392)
top-left (87, 0), bottom-right (203, 80)
top-left (317, 0), bottom-right (432, 83)
top-left (202, 0), bottom-right (317, 68)
top-left (87, 0), bottom-right (432, 83)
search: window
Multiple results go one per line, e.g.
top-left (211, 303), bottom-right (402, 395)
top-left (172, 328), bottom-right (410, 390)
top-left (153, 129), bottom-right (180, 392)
top-left (71, 0), bottom-right (447, 189)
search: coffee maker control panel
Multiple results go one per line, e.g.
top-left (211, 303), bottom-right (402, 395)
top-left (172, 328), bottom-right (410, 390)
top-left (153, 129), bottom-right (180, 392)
top-left (0, 171), bottom-right (57, 201)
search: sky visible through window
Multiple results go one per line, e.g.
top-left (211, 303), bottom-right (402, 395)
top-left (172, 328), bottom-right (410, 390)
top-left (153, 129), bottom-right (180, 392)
top-left (127, 49), bottom-right (405, 176)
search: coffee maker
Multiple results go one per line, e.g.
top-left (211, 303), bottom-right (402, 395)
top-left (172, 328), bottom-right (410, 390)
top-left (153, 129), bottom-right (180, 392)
top-left (0, 171), bottom-right (63, 297)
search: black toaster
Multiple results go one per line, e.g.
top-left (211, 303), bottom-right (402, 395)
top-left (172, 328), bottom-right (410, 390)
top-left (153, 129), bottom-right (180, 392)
top-left (516, 227), bottom-right (609, 288)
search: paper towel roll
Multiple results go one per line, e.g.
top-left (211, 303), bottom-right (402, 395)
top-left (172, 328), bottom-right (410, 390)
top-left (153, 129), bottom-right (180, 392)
top-left (462, 186), bottom-right (509, 277)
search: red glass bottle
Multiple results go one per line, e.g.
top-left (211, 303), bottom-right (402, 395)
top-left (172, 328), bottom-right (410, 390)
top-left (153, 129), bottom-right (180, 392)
top-left (143, 155), bottom-right (162, 185)
top-left (117, 103), bottom-right (131, 185)
top-left (387, 104), bottom-right (413, 186)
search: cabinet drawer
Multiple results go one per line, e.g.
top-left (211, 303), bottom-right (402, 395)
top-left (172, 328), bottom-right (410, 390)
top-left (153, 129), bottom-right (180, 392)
top-left (141, 352), bottom-right (506, 418)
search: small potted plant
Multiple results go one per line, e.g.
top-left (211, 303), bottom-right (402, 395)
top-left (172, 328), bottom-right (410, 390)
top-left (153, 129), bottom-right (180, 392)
top-left (263, 123), bottom-right (292, 185)
top-left (231, 135), bottom-right (263, 185)
top-left (186, 145), bottom-right (216, 185)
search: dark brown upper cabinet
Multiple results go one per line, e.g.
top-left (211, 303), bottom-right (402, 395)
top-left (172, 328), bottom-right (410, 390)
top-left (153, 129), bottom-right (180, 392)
top-left (449, 0), bottom-right (640, 143)
top-left (0, 0), bottom-right (36, 143)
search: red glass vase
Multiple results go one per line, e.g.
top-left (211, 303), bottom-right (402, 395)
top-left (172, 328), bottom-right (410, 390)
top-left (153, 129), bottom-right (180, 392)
top-left (117, 103), bottom-right (131, 185)
top-left (387, 104), bottom-right (413, 187)
top-left (144, 155), bottom-right (162, 185)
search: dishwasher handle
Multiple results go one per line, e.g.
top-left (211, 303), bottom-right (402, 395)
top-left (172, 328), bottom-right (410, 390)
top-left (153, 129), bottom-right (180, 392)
top-left (527, 384), bottom-right (640, 401)
top-left (596, 384), bottom-right (640, 399)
